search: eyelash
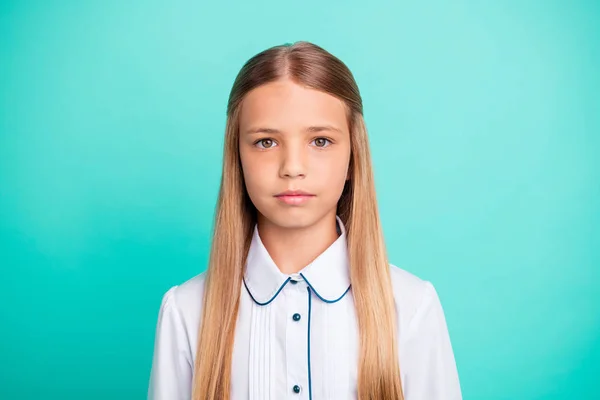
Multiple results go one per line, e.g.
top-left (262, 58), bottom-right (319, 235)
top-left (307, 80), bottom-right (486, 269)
top-left (253, 137), bottom-right (333, 149)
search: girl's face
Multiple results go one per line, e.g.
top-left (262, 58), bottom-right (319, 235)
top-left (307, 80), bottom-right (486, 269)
top-left (238, 79), bottom-right (351, 230)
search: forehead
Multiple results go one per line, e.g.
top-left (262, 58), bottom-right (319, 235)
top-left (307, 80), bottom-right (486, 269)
top-left (239, 79), bottom-right (348, 131)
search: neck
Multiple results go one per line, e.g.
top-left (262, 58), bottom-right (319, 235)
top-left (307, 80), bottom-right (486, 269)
top-left (257, 211), bottom-right (340, 275)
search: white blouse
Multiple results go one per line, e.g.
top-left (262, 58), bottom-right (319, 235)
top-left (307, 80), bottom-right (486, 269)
top-left (148, 216), bottom-right (462, 399)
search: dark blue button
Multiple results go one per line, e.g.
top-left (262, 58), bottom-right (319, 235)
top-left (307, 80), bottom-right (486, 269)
top-left (293, 313), bottom-right (301, 321)
top-left (290, 279), bottom-right (298, 284)
top-left (293, 385), bottom-right (301, 393)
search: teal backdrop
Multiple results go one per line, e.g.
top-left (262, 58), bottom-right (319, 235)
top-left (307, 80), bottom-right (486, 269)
top-left (1, 1), bottom-right (598, 399)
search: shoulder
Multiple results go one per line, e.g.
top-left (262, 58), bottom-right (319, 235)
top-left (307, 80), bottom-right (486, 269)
top-left (158, 271), bottom-right (208, 331)
top-left (388, 263), bottom-right (439, 329)
top-left (172, 271), bottom-right (208, 304)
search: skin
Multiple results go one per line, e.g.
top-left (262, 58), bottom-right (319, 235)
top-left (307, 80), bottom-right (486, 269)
top-left (238, 78), bottom-right (352, 274)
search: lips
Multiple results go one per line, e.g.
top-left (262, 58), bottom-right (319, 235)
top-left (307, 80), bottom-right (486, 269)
top-left (274, 190), bottom-right (315, 205)
top-left (275, 190), bottom-right (315, 197)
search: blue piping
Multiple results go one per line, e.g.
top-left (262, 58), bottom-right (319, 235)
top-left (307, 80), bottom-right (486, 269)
top-left (300, 272), bottom-right (351, 303)
top-left (242, 277), bottom-right (291, 306)
top-left (307, 285), bottom-right (313, 400)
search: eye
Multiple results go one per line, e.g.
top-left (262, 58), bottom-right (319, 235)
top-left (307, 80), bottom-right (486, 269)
top-left (254, 138), bottom-right (278, 149)
top-left (312, 137), bottom-right (332, 148)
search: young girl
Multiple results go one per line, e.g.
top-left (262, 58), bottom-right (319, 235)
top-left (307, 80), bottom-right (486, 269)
top-left (148, 41), bottom-right (461, 400)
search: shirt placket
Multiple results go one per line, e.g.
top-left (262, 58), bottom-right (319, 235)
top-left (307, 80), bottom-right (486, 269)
top-left (285, 273), bottom-right (312, 399)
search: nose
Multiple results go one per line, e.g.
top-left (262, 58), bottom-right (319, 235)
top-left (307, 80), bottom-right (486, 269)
top-left (279, 142), bottom-right (306, 179)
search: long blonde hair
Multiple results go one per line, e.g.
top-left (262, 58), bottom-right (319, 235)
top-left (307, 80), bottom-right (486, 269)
top-left (192, 41), bottom-right (403, 400)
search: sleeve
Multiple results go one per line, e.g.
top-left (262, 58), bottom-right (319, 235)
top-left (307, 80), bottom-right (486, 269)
top-left (402, 281), bottom-right (462, 400)
top-left (148, 286), bottom-right (193, 400)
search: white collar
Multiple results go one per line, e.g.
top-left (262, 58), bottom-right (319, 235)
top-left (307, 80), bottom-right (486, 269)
top-left (243, 215), bottom-right (351, 305)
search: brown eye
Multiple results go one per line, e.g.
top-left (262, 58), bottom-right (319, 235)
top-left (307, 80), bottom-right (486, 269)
top-left (256, 139), bottom-right (276, 149)
top-left (313, 138), bottom-right (331, 148)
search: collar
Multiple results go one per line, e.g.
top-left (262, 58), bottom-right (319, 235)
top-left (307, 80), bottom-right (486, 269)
top-left (243, 215), bottom-right (351, 306)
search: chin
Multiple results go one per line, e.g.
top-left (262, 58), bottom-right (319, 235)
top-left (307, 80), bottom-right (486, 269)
top-left (257, 206), bottom-right (316, 228)
top-left (258, 200), bottom-right (338, 230)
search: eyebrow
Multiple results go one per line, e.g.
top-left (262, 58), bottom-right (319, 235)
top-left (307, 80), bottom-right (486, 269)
top-left (245, 125), bottom-right (343, 135)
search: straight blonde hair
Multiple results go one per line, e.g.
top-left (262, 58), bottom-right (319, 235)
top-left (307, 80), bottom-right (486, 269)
top-left (192, 41), bottom-right (403, 400)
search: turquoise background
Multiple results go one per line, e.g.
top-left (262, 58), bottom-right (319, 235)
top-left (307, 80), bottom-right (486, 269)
top-left (1, 0), bottom-right (598, 399)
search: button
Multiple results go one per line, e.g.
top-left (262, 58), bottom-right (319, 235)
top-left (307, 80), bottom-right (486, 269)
top-left (290, 279), bottom-right (298, 285)
top-left (293, 313), bottom-right (301, 321)
top-left (293, 385), bottom-right (301, 393)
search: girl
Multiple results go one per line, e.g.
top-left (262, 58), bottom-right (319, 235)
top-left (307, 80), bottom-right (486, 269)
top-left (148, 41), bottom-right (461, 400)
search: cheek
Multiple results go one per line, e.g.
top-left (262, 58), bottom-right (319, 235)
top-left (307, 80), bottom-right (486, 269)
top-left (312, 155), bottom-right (350, 190)
top-left (240, 153), bottom-right (271, 197)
